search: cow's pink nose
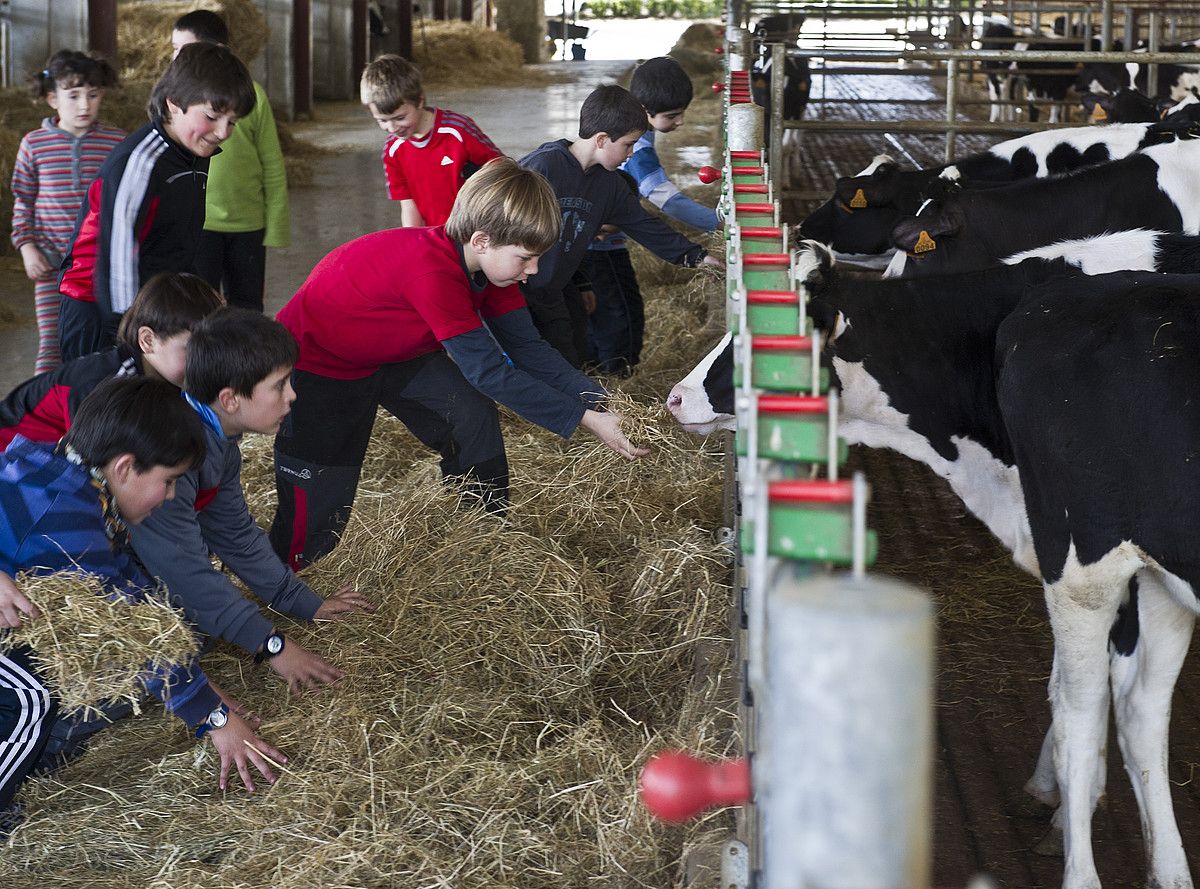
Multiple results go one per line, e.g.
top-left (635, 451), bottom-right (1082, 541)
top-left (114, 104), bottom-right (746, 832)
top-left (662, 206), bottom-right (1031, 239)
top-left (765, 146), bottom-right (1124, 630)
top-left (667, 392), bottom-right (682, 411)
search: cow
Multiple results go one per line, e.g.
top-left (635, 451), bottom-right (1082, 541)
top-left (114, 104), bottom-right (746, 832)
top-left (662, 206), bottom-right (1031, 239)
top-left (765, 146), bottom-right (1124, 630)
top-left (981, 16), bottom-right (1099, 123)
top-left (980, 16), bottom-right (1019, 122)
top-left (750, 15), bottom-right (810, 184)
top-left (667, 242), bottom-right (1200, 889)
top-left (797, 107), bottom-right (1199, 262)
top-left (1076, 44), bottom-right (1200, 104)
top-left (1002, 228), bottom-right (1200, 274)
top-left (886, 126), bottom-right (1200, 278)
top-left (1079, 87), bottom-right (1161, 123)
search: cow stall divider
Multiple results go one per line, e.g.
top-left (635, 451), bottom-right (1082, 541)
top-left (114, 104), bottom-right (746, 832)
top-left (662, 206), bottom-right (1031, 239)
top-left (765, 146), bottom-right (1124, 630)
top-left (635, 30), bottom-right (967, 889)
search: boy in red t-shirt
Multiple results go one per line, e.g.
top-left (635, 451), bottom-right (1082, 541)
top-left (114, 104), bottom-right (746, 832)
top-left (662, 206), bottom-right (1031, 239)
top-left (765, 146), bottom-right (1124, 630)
top-left (270, 158), bottom-right (648, 569)
top-left (360, 54), bottom-right (502, 228)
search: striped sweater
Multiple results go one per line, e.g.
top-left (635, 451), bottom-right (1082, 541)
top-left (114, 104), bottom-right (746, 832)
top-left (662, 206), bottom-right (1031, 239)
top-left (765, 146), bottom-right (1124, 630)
top-left (10, 118), bottom-right (125, 264)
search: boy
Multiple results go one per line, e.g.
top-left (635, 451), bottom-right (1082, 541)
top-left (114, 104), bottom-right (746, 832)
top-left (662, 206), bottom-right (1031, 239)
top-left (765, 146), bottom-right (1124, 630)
top-left (360, 54), bottom-right (501, 227)
top-left (0, 376), bottom-right (285, 815)
top-left (172, 10), bottom-right (289, 312)
top-left (129, 308), bottom-right (373, 691)
top-left (518, 84), bottom-right (721, 368)
top-left (56, 42), bottom-right (256, 360)
top-left (0, 272), bottom-right (223, 450)
top-left (583, 57), bottom-right (720, 375)
top-left (270, 157), bottom-right (648, 569)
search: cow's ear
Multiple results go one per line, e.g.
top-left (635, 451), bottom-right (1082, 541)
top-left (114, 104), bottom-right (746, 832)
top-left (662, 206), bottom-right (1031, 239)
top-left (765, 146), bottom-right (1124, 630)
top-left (891, 209), bottom-right (958, 252)
top-left (807, 298), bottom-right (840, 336)
top-left (1079, 92), bottom-right (1100, 114)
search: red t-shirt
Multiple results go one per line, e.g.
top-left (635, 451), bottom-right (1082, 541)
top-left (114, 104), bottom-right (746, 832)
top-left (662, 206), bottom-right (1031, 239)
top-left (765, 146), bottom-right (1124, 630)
top-left (382, 107), bottom-right (502, 226)
top-left (277, 226), bottom-right (526, 380)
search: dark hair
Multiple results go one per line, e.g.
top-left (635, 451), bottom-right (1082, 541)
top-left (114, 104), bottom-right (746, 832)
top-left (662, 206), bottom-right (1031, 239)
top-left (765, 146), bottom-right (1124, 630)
top-left (116, 273), bottom-right (224, 355)
top-left (64, 377), bottom-right (206, 473)
top-left (148, 42), bottom-right (256, 122)
top-left (185, 308), bottom-right (298, 403)
top-left (31, 49), bottom-right (117, 99)
top-left (173, 9), bottom-right (229, 45)
top-left (578, 84), bottom-right (648, 140)
top-left (629, 56), bottom-right (693, 115)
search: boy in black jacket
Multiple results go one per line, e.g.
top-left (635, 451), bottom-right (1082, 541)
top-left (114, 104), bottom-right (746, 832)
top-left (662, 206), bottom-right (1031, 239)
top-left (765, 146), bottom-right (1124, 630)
top-left (517, 84), bottom-right (721, 367)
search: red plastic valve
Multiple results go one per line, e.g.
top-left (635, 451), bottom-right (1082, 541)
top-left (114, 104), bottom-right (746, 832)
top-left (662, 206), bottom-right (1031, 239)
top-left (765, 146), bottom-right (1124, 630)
top-left (714, 46), bottom-right (725, 54)
top-left (698, 165), bottom-right (722, 183)
top-left (640, 751), bottom-right (751, 822)
top-left (711, 82), bottom-right (726, 93)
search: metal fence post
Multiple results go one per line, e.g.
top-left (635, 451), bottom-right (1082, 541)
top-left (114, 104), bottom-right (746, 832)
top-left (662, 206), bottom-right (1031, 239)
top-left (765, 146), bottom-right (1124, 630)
top-left (944, 56), bottom-right (958, 163)
top-left (770, 41), bottom-right (785, 197)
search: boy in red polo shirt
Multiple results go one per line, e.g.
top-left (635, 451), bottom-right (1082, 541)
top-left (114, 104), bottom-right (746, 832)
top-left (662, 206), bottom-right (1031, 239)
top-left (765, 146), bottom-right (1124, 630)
top-left (270, 157), bottom-right (648, 569)
top-left (360, 54), bottom-right (502, 227)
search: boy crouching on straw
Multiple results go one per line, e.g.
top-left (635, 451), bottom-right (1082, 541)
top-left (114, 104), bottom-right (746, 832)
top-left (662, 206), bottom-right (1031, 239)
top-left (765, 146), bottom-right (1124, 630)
top-left (270, 156), bottom-right (650, 570)
top-left (0, 377), bottom-right (285, 824)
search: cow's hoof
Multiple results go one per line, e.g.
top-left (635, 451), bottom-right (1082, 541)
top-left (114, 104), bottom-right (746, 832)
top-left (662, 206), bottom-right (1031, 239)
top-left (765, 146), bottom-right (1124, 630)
top-left (1033, 826), bottom-right (1064, 857)
top-left (1023, 778), bottom-right (1060, 808)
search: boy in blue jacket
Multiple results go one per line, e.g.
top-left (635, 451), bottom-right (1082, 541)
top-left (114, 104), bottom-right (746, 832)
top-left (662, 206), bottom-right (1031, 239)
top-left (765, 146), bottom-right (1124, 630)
top-left (517, 84), bottom-right (720, 368)
top-left (0, 376), bottom-right (285, 820)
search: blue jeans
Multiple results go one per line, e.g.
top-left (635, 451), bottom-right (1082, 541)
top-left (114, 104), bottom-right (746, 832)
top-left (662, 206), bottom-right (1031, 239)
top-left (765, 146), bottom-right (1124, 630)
top-left (583, 248), bottom-right (644, 376)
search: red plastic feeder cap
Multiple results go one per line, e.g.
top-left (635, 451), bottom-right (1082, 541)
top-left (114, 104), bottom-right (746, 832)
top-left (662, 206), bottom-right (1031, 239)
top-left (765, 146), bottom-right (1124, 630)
top-left (711, 82), bottom-right (726, 93)
top-left (640, 751), bottom-right (750, 822)
top-left (698, 165), bottom-right (722, 184)
top-left (733, 183), bottom-right (769, 194)
top-left (742, 253), bottom-right (790, 265)
top-left (729, 150), bottom-right (760, 159)
top-left (714, 46), bottom-right (725, 54)
top-left (770, 479), bottom-right (855, 504)
top-left (759, 395), bottom-right (830, 414)
top-left (752, 334), bottom-right (815, 351)
top-left (747, 289), bottom-right (800, 303)
top-left (735, 203), bottom-right (775, 214)
top-left (740, 225), bottom-right (781, 237)
top-left (732, 166), bottom-right (765, 176)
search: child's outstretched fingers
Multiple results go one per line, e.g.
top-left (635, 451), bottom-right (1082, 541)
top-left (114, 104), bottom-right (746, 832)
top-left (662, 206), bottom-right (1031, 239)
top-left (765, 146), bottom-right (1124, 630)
top-left (209, 714), bottom-right (286, 792)
top-left (580, 409), bottom-right (650, 461)
top-left (313, 583), bottom-right (377, 620)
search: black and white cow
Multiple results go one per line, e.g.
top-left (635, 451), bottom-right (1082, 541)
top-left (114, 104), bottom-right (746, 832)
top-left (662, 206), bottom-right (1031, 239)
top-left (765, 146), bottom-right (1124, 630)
top-left (1076, 44), bottom-right (1200, 104)
top-left (886, 127), bottom-right (1200, 278)
top-left (797, 109), bottom-right (1198, 263)
top-left (667, 243), bottom-right (1200, 888)
top-left (750, 14), bottom-right (810, 183)
top-left (981, 15), bottom-right (1100, 123)
top-left (1079, 87), bottom-right (1162, 123)
top-left (1002, 228), bottom-right (1200, 274)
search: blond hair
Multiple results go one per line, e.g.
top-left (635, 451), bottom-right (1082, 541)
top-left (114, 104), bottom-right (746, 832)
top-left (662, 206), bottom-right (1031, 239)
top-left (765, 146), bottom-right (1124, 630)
top-left (445, 158), bottom-right (560, 253)
top-left (360, 54), bottom-right (422, 113)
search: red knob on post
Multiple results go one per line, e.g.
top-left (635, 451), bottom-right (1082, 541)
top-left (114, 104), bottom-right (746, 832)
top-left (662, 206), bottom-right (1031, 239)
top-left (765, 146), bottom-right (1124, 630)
top-left (711, 82), bottom-right (726, 93)
top-left (639, 751), bottom-right (751, 822)
top-left (698, 165), bottom-right (722, 184)
top-left (714, 46), bottom-right (725, 54)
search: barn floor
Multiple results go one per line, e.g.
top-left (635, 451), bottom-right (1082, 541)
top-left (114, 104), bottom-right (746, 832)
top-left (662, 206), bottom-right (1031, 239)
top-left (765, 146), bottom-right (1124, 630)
top-left (798, 66), bottom-right (1200, 888)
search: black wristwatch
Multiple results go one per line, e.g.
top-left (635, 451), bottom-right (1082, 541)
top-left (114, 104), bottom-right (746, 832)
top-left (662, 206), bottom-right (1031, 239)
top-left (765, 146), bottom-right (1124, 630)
top-left (195, 702), bottom-right (230, 739)
top-left (254, 631), bottom-right (286, 665)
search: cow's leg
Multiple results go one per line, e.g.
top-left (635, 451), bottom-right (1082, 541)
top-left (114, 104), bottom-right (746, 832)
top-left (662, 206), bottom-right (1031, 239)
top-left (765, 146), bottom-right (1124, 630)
top-left (988, 75), bottom-right (1002, 122)
top-left (1110, 572), bottom-right (1195, 889)
top-left (1026, 721), bottom-right (1060, 806)
top-left (1044, 547), bottom-right (1140, 889)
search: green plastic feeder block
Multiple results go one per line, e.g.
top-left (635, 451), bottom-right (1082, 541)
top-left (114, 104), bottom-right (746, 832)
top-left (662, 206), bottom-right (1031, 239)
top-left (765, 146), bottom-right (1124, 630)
top-left (738, 225), bottom-right (784, 254)
top-left (729, 150), bottom-right (762, 167)
top-left (733, 334), bottom-right (830, 393)
top-left (732, 165), bottom-right (765, 185)
top-left (744, 290), bottom-right (806, 335)
top-left (734, 202), bottom-right (774, 226)
top-left (735, 395), bottom-right (848, 464)
top-left (741, 479), bottom-right (878, 565)
top-left (741, 253), bottom-right (792, 295)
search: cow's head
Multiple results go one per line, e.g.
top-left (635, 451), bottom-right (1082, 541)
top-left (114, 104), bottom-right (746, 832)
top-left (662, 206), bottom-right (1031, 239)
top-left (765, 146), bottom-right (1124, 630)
top-left (891, 200), bottom-right (964, 258)
top-left (666, 332), bottom-right (735, 434)
top-left (1080, 89), bottom-right (1159, 123)
top-left (832, 158), bottom-right (904, 209)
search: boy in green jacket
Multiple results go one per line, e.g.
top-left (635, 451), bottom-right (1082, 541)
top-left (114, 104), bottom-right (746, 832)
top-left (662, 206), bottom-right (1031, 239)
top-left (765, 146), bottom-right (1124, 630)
top-left (172, 10), bottom-right (289, 311)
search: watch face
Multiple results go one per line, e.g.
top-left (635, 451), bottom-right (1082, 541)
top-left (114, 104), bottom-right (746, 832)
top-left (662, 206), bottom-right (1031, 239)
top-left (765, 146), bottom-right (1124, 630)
top-left (209, 707), bottom-right (229, 729)
top-left (266, 634), bottom-right (284, 655)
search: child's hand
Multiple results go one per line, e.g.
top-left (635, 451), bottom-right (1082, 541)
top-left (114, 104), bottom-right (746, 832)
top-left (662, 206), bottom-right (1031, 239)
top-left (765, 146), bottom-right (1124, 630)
top-left (700, 254), bottom-right (725, 270)
top-left (580, 288), bottom-right (596, 314)
top-left (267, 639), bottom-right (344, 692)
top-left (19, 243), bottom-right (54, 280)
top-left (208, 712), bottom-right (287, 792)
top-left (313, 583), bottom-right (377, 621)
top-left (580, 409), bottom-right (651, 460)
top-left (0, 572), bottom-right (38, 628)
top-left (206, 678), bottom-right (262, 730)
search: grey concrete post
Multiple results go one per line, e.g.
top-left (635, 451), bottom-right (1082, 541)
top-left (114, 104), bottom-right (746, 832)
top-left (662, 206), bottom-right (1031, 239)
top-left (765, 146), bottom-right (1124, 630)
top-left (758, 566), bottom-right (935, 889)
top-left (727, 102), bottom-right (764, 153)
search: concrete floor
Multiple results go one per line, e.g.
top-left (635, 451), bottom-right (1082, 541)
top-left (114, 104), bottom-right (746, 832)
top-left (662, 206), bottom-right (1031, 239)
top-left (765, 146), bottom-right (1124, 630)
top-left (0, 58), bottom-right (636, 396)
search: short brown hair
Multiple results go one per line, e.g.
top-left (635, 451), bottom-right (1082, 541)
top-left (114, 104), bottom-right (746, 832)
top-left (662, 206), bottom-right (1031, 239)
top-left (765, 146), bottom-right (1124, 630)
top-left (360, 54), bottom-right (422, 114)
top-left (148, 42), bottom-right (256, 122)
top-left (444, 157), bottom-right (559, 253)
top-left (116, 272), bottom-right (224, 355)
top-left (578, 84), bottom-right (647, 140)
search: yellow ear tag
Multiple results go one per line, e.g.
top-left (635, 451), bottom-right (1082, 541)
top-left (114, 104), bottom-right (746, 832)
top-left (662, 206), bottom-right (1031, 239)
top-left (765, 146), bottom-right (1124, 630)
top-left (1091, 103), bottom-right (1107, 122)
top-left (913, 230), bottom-right (937, 253)
top-left (849, 188), bottom-right (868, 208)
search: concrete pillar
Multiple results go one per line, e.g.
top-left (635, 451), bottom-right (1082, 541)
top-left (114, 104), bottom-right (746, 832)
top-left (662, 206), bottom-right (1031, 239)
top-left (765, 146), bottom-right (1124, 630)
top-left (252, 0), bottom-right (296, 119)
top-left (88, 0), bottom-right (117, 65)
top-left (3, 0), bottom-right (88, 89)
top-left (495, 0), bottom-right (544, 63)
top-left (313, 0), bottom-right (354, 99)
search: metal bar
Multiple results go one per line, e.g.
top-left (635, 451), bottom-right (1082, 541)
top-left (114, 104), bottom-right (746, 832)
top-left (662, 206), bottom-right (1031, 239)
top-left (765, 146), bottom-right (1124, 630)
top-left (944, 56), bottom-right (958, 163)
top-left (770, 42), bottom-right (785, 199)
top-left (786, 117), bottom-right (1070, 134)
top-left (789, 47), bottom-right (1200, 62)
top-left (1148, 11), bottom-right (1160, 96)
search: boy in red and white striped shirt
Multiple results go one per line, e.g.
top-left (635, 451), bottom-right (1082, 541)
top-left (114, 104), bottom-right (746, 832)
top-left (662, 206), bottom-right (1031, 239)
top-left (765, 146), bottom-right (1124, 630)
top-left (11, 51), bottom-right (124, 373)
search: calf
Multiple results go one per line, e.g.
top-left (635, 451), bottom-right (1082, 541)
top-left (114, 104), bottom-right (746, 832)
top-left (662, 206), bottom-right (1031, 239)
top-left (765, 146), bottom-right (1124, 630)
top-left (668, 244), bottom-right (1200, 888)
top-left (798, 116), bottom-right (1179, 260)
top-left (750, 13), bottom-right (810, 184)
top-left (887, 129), bottom-right (1200, 278)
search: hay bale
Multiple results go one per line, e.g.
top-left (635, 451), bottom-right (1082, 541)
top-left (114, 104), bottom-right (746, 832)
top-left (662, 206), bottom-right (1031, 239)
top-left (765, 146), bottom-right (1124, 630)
top-left (117, 0), bottom-right (267, 83)
top-left (1, 571), bottom-right (198, 719)
top-left (669, 23), bottom-right (725, 78)
top-left (412, 21), bottom-right (549, 87)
